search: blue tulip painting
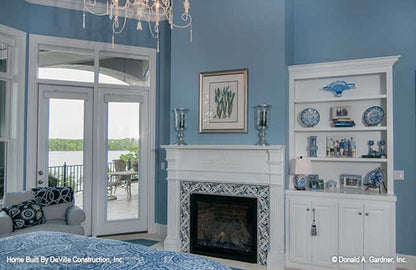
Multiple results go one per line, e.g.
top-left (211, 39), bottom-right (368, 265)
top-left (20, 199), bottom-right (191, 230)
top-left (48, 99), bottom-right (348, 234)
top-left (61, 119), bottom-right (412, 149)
top-left (200, 69), bottom-right (248, 133)
top-left (214, 85), bottom-right (236, 119)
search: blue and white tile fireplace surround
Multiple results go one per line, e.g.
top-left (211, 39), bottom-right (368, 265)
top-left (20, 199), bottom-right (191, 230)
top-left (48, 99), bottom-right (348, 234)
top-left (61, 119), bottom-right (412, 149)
top-left (162, 145), bottom-right (285, 270)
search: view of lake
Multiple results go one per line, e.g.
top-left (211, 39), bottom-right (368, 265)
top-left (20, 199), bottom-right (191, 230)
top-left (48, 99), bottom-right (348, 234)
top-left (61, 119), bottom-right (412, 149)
top-left (48, 151), bottom-right (129, 166)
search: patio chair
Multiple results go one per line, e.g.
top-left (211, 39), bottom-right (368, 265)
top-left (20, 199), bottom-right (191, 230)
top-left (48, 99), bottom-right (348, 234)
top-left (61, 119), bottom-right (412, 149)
top-left (108, 159), bottom-right (132, 198)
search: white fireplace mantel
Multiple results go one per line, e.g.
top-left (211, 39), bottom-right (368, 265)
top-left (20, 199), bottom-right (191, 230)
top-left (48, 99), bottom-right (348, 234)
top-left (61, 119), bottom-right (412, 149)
top-left (162, 145), bottom-right (286, 270)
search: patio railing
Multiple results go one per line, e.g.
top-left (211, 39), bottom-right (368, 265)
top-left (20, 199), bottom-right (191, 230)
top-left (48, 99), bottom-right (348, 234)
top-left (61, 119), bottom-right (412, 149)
top-left (48, 162), bottom-right (114, 192)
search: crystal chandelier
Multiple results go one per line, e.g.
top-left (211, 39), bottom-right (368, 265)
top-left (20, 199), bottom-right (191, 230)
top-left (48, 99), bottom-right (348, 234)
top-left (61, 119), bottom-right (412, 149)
top-left (83, 0), bottom-right (192, 52)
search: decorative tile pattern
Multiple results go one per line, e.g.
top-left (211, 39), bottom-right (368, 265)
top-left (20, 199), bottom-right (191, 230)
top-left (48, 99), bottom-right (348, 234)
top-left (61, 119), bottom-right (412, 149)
top-left (179, 181), bottom-right (270, 265)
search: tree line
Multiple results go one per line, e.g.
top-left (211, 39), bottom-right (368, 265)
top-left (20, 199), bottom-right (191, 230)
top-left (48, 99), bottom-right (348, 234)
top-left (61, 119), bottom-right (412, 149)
top-left (48, 138), bottom-right (139, 151)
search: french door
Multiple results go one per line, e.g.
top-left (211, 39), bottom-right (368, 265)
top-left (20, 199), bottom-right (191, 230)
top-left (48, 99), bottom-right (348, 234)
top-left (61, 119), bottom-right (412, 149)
top-left (37, 84), bottom-right (93, 235)
top-left (94, 88), bottom-right (149, 235)
top-left (37, 84), bottom-right (149, 236)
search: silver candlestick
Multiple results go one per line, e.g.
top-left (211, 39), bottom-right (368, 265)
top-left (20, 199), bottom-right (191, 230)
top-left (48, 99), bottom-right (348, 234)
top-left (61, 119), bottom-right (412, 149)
top-left (254, 104), bottom-right (271, 146)
top-left (174, 108), bottom-right (189, 146)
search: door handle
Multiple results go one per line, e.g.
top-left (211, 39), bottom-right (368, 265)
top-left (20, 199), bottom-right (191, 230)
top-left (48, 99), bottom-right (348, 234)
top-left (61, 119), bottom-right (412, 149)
top-left (365, 213), bottom-right (369, 216)
top-left (38, 171), bottom-right (44, 176)
top-left (38, 180), bottom-right (44, 185)
top-left (358, 212), bottom-right (362, 215)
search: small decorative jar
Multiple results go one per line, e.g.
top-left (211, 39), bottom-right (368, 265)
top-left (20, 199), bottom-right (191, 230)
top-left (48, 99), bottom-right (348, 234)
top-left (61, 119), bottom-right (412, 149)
top-left (326, 180), bottom-right (337, 190)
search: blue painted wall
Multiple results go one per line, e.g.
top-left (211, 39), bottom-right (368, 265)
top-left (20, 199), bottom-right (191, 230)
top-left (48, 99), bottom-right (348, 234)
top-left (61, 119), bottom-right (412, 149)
top-left (170, 0), bottom-right (288, 145)
top-left (0, 0), bottom-right (171, 225)
top-left (292, 0), bottom-right (416, 255)
top-left (1, 0), bottom-right (415, 255)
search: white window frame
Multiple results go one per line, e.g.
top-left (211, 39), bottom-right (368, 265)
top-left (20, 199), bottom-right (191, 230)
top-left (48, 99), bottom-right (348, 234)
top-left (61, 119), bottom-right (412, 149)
top-left (27, 34), bottom-right (157, 233)
top-left (0, 24), bottom-right (26, 195)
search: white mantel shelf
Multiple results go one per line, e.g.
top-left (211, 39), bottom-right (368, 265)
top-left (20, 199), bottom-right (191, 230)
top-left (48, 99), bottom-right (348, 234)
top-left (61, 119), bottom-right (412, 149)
top-left (162, 145), bottom-right (286, 270)
top-left (162, 145), bottom-right (285, 185)
top-left (162, 145), bottom-right (285, 150)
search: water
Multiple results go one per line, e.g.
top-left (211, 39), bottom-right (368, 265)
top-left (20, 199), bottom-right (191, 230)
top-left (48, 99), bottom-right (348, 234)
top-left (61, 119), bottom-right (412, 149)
top-left (48, 151), bottom-right (129, 166)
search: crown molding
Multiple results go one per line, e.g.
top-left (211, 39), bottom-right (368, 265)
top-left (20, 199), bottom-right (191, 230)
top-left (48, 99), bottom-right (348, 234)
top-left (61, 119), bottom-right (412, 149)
top-left (288, 55), bottom-right (400, 80)
top-left (26, 0), bottom-right (94, 12)
top-left (25, 0), bottom-right (166, 21)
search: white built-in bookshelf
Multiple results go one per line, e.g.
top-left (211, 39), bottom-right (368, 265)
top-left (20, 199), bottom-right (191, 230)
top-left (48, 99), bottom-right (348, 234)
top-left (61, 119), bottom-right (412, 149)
top-left (288, 56), bottom-right (400, 196)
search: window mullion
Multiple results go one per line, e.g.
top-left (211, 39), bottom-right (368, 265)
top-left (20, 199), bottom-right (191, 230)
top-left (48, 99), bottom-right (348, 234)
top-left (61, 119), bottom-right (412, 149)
top-left (94, 49), bottom-right (99, 85)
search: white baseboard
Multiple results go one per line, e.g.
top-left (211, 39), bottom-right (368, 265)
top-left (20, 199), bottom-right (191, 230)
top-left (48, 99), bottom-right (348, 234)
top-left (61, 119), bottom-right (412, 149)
top-left (156, 224), bottom-right (167, 238)
top-left (397, 254), bottom-right (416, 269)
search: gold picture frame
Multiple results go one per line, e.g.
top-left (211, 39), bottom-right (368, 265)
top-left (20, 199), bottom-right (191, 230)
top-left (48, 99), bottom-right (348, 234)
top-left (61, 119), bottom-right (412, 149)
top-left (199, 69), bottom-right (248, 133)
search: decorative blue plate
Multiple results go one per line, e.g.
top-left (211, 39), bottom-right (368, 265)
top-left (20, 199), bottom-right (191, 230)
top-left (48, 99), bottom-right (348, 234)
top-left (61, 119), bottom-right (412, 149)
top-left (300, 108), bottom-right (320, 127)
top-left (364, 168), bottom-right (384, 188)
top-left (363, 106), bottom-right (384, 126)
top-left (323, 81), bottom-right (356, 97)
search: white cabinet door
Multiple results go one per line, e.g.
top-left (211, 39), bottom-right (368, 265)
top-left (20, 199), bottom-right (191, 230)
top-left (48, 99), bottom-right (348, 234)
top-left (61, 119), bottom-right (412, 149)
top-left (339, 202), bottom-right (364, 270)
top-left (363, 203), bottom-right (394, 270)
top-left (311, 200), bottom-right (338, 268)
top-left (289, 198), bottom-right (312, 264)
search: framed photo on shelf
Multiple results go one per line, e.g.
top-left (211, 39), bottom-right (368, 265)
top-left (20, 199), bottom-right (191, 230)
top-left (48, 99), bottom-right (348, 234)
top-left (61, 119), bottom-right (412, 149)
top-left (199, 69), bottom-right (248, 133)
top-left (310, 178), bottom-right (325, 190)
top-left (331, 106), bottom-right (351, 120)
top-left (308, 174), bottom-right (319, 188)
top-left (326, 136), bottom-right (356, 158)
top-left (340, 174), bottom-right (362, 189)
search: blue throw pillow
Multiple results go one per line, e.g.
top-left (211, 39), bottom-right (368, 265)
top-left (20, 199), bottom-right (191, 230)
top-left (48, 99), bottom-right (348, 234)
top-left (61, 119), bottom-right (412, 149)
top-left (32, 187), bottom-right (73, 206)
top-left (2, 200), bottom-right (44, 231)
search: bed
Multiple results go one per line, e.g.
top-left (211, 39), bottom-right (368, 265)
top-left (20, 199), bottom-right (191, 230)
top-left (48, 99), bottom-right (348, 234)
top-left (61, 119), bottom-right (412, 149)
top-left (0, 231), bottom-right (232, 269)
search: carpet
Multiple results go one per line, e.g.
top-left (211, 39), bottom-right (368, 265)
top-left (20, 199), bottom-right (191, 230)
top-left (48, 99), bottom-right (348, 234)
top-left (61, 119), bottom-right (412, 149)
top-left (122, 238), bottom-right (160, 247)
top-left (122, 239), bottom-right (247, 270)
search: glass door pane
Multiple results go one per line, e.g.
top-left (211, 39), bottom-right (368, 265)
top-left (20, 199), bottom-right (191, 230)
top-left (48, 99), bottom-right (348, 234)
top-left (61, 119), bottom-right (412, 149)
top-left (106, 102), bottom-right (140, 221)
top-left (47, 99), bottom-right (85, 210)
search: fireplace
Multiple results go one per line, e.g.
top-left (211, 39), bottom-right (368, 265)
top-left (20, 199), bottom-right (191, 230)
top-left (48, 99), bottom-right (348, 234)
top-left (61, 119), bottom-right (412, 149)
top-left (190, 194), bottom-right (258, 263)
top-left (163, 145), bottom-right (285, 268)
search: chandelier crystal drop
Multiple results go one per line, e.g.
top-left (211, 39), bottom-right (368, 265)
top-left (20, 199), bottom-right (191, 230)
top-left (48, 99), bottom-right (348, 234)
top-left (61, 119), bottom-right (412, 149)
top-left (83, 0), bottom-right (192, 52)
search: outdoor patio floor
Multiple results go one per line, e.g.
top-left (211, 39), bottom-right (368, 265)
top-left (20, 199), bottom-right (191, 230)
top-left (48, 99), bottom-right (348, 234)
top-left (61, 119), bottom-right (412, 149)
top-left (74, 182), bottom-right (139, 220)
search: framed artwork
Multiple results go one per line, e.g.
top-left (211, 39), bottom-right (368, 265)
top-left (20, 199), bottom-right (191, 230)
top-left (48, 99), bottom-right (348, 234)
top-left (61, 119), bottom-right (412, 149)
top-left (331, 106), bottom-right (351, 120)
top-left (199, 69), bottom-right (248, 133)
top-left (340, 174), bottom-right (362, 189)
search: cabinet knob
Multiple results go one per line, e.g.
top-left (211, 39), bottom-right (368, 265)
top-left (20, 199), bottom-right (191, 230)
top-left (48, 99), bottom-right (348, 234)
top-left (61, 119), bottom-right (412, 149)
top-left (306, 208), bottom-right (310, 211)
top-left (358, 212), bottom-right (362, 215)
top-left (365, 213), bottom-right (369, 216)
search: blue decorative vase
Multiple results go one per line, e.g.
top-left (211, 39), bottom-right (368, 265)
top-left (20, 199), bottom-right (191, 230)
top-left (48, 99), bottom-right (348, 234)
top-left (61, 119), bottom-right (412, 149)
top-left (308, 136), bottom-right (318, 157)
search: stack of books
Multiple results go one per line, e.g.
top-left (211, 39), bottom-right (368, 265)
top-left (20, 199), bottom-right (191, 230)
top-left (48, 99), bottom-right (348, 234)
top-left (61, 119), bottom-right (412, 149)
top-left (333, 119), bottom-right (356, 127)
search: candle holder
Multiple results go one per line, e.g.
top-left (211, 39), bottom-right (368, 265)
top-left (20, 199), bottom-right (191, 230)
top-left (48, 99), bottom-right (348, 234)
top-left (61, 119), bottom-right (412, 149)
top-left (174, 108), bottom-right (189, 146)
top-left (254, 104), bottom-right (271, 146)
